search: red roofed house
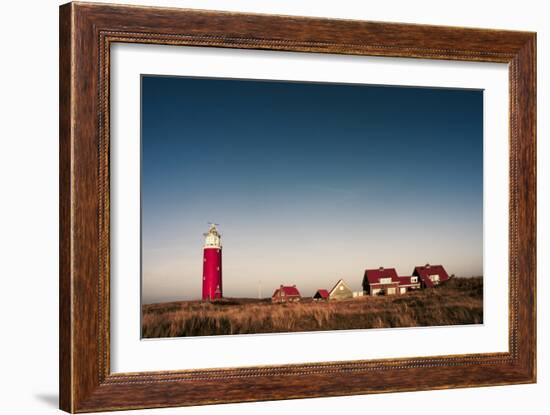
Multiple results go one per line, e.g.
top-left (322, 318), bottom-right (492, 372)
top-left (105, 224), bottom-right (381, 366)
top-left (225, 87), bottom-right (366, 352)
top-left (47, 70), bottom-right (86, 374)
top-left (413, 264), bottom-right (450, 288)
top-left (272, 285), bottom-right (301, 303)
top-left (363, 267), bottom-right (400, 296)
top-left (313, 289), bottom-right (329, 301)
top-left (397, 276), bottom-right (421, 294)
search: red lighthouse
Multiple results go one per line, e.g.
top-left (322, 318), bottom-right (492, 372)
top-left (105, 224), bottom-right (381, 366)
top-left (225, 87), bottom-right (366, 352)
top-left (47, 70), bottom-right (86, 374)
top-left (202, 223), bottom-right (222, 301)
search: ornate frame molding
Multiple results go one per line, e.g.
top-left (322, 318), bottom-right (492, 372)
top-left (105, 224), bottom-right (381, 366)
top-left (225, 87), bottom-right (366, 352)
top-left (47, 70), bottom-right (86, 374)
top-left (60, 2), bottom-right (536, 412)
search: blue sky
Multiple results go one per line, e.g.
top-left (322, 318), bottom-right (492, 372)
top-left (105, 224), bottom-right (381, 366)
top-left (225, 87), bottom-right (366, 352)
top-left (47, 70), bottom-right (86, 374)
top-left (141, 75), bottom-right (483, 303)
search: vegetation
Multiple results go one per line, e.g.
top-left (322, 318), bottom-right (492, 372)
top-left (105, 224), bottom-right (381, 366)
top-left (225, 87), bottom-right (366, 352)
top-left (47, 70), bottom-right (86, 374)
top-left (142, 276), bottom-right (483, 338)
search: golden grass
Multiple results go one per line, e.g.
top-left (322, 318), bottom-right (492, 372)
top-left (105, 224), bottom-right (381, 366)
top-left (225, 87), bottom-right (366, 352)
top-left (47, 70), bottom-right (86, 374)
top-left (142, 277), bottom-right (483, 338)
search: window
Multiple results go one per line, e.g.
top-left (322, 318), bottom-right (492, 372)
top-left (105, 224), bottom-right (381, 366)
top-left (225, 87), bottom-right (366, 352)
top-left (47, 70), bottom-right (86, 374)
top-left (379, 277), bottom-right (392, 284)
top-left (411, 277), bottom-right (418, 283)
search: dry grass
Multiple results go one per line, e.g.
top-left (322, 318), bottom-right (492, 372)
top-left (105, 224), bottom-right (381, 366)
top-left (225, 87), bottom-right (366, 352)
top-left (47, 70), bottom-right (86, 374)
top-left (142, 277), bottom-right (483, 338)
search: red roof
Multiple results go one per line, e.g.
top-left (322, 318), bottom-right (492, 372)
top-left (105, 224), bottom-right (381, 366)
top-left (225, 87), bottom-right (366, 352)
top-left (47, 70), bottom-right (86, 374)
top-left (314, 289), bottom-right (329, 299)
top-left (272, 285), bottom-right (301, 297)
top-left (397, 276), bottom-right (419, 285)
top-left (413, 265), bottom-right (449, 288)
top-left (364, 268), bottom-right (400, 285)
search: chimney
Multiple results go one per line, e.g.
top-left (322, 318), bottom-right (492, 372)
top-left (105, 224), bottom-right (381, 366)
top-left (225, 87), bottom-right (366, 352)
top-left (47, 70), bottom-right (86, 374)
top-left (280, 284), bottom-right (283, 289)
top-left (293, 284), bottom-right (296, 288)
top-left (425, 263), bottom-right (431, 268)
top-left (379, 266), bottom-right (384, 271)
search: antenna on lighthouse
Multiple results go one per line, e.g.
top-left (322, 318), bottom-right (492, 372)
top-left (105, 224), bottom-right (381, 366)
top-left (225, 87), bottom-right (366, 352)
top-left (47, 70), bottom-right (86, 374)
top-left (204, 222), bottom-right (220, 237)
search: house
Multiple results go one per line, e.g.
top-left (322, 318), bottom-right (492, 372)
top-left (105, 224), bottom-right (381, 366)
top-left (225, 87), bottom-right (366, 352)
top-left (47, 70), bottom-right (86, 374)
top-left (328, 279), bottom-right (353, 300)
top-left (413, 264), bottom-right (450, 288)
top-left (313, 289), bottom-right (329, 301)
top-left (397, 276), bottom-right (421, 294)
top-left (363, 267), bottom-right (400, 295)
top-left (271, 285), bottom-right (301, 303)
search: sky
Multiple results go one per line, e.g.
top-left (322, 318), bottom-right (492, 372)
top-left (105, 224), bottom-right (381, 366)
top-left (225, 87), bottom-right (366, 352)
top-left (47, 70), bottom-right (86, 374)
top-left (141, 75), bottom-right (483, 304)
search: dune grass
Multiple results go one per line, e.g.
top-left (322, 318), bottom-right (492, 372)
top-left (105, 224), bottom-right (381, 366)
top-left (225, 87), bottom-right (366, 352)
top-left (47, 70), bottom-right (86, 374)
top-left (142, 276), bottom-right (483, 338)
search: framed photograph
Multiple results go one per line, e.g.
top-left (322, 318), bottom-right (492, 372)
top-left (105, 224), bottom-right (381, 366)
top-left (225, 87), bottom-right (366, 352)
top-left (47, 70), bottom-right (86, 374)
top-left (59, 2), bottom-right (536, 412)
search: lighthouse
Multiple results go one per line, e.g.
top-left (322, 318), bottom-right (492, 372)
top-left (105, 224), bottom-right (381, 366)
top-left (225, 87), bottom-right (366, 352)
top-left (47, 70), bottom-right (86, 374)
top-left (202, 223), bottom-right (223, 301)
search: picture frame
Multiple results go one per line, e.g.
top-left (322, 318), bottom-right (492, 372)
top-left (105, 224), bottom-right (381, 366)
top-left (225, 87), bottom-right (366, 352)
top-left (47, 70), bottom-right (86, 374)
top-left (59, 2), bottom-right (536, 412)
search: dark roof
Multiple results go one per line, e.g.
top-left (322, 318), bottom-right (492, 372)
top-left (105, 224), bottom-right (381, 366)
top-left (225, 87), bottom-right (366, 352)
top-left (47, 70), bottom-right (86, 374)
top-left (314, 289), bottom-right (329, 299)
top-left (364, 268), bottom-right (400, 284)
top-left (272, 285), bottom-right (301, 297)
top-left (413, 265), bottom-right (450, 288)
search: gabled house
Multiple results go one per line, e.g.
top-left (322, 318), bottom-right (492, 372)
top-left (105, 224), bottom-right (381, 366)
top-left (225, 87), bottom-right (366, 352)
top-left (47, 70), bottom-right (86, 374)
top-left (413, 264), bottom-right (450, 288)
top-left (313, 289), bottom-right (329, 301)
top-left (363, 267), bottom-right (400, 296)
top-left (329, 279), bottom-right (353, 300)
top-left (272, 285), bottom-right (301, 303)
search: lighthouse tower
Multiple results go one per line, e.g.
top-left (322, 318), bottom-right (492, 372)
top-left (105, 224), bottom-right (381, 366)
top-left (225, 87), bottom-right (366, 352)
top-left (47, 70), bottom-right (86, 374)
top-left (202, 224), bottom-right (222, 301)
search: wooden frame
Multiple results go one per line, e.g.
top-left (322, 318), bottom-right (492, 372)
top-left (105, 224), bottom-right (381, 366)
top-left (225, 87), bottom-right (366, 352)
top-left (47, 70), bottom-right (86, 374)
top-left (59, 2), bottom-right (536, 412)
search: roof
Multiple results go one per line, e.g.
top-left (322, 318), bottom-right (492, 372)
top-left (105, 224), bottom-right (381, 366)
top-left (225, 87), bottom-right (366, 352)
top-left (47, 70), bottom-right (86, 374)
top-left (413, 264), bottom-right (450, 288)
top-left (272, 285), bottom-right (301, 297)
top-left (364, 268), bottom-right (400, 285)
top-left (397, 276), bottom-right (419, 286)
top-left (314, 289), bottom-right (329, 299)
top-left (329, 279), bottom-right (352, 296)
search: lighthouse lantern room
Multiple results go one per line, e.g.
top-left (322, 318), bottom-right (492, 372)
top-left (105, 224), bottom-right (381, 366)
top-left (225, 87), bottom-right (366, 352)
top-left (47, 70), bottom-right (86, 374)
top-left (202, 224), bottom-right (223, 301)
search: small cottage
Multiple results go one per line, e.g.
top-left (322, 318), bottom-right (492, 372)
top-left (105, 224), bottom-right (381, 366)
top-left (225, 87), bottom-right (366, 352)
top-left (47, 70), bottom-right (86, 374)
top-left (272, 285), bottom-right (301, 303)
top-left (363, 267), bottom-right (400, 296)
top-left (328, 279), bottom-right (353, 300)
top-left (313, 289), bottom-right (329, 301)
top-left (413, 264), bottom-right (450, 288)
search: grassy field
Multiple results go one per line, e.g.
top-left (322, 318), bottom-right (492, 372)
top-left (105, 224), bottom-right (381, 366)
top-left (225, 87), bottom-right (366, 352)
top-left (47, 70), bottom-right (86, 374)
top-left (142, 277), bottom-right (483, 338)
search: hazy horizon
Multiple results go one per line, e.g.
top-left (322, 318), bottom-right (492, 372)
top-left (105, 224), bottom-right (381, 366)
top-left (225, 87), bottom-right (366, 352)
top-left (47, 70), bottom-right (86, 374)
top-left (141, 76), bottom-right (483, 304)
